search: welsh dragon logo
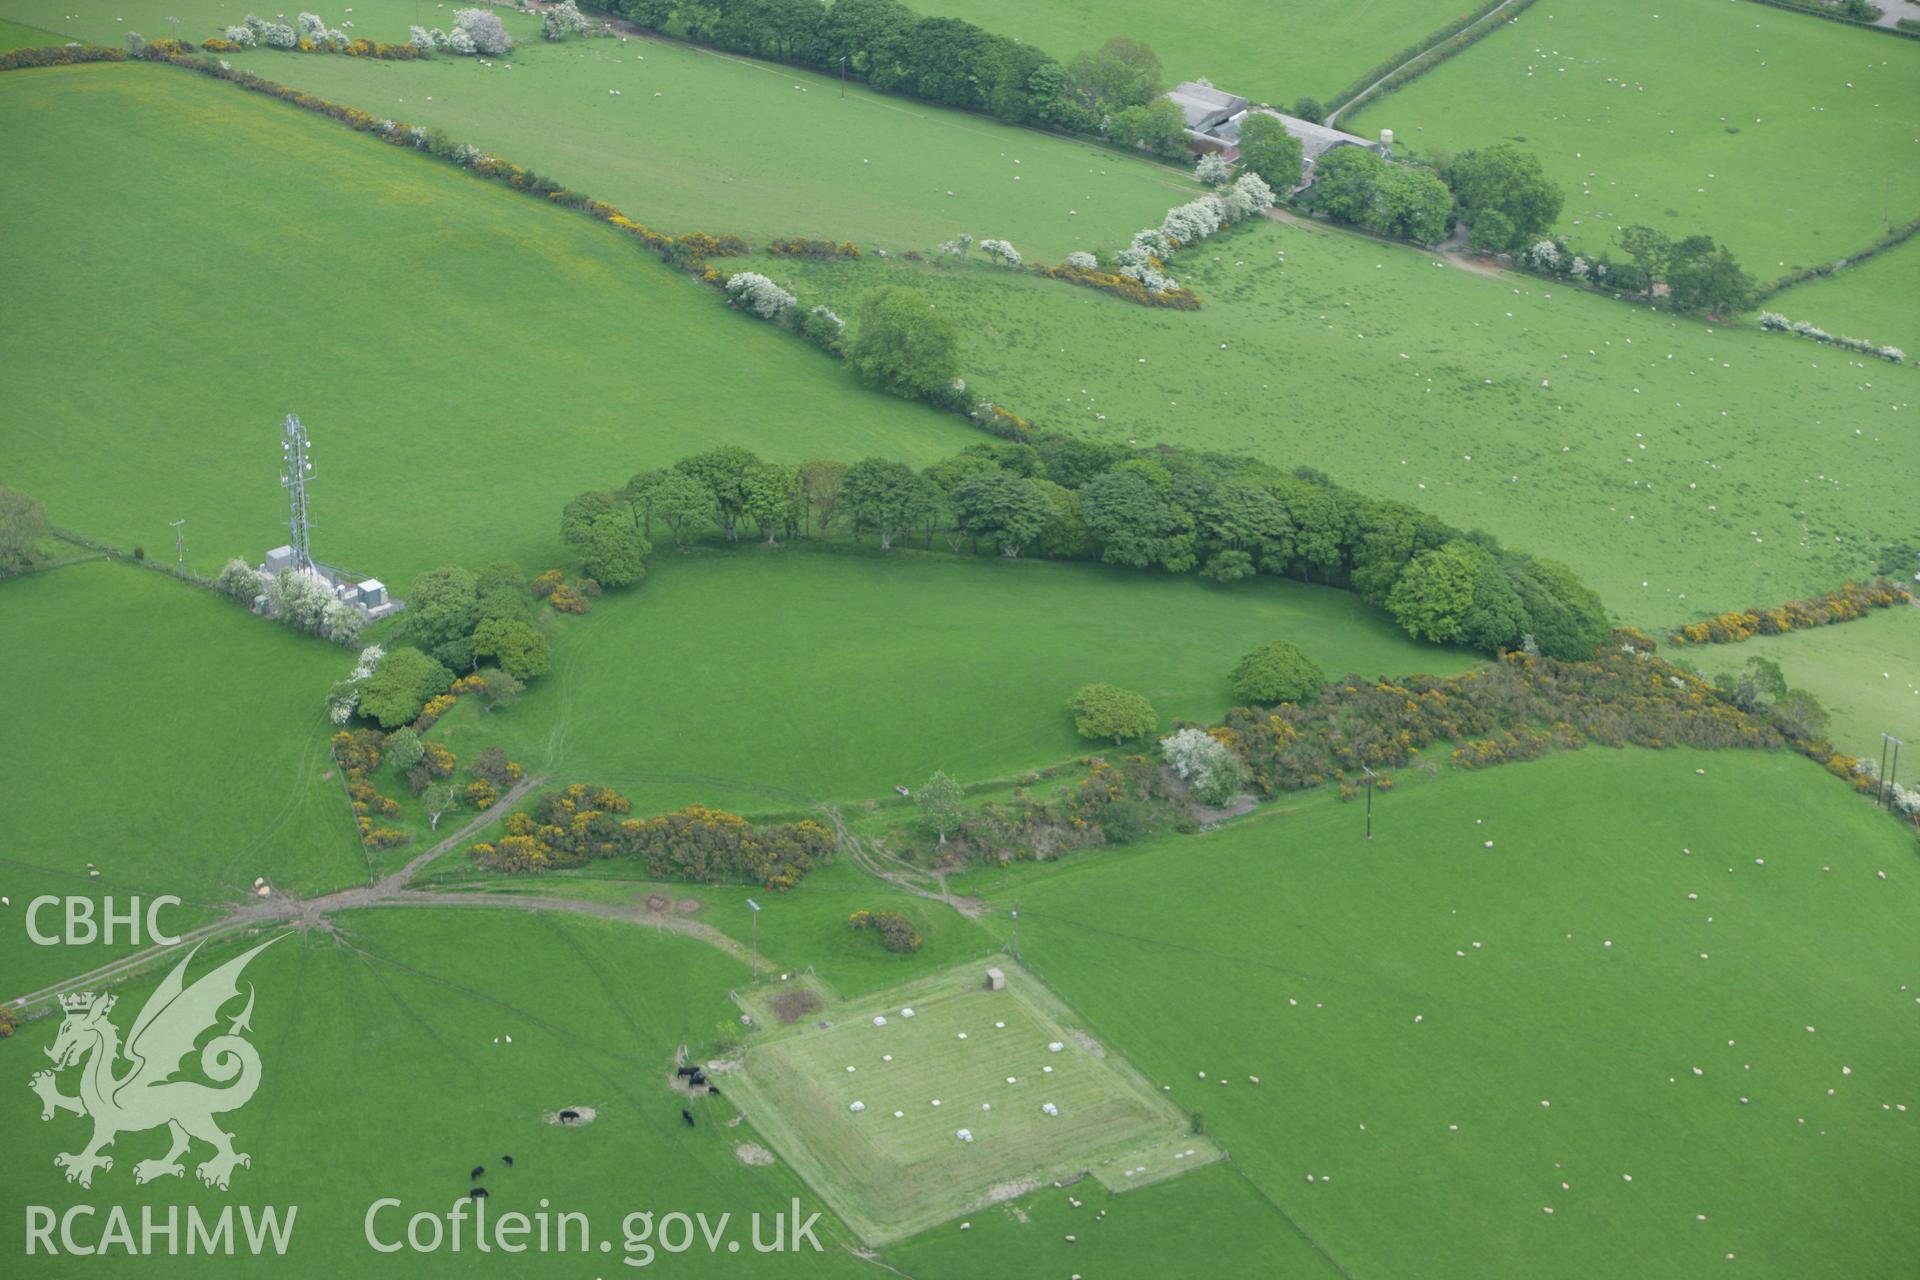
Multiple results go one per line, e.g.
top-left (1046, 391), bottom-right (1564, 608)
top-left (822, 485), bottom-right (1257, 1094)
top-left (31, 938), bottom-right (281, 1191)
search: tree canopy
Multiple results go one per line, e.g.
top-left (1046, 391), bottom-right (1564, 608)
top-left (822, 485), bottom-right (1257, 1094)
top-left (1446, 144), bottom-right (1562, 251)
top-left (1231, 639), bottom-right (1326, 705)
top-left (472, 617), bottom-right (552, 681)
top-left (1236, 113), bottom-right (1304, 191)
top-left (409, 566), bottom-right (481, 670)
top-left (357, 647), bottom-right (454, 730)
top-left (1109, 97), bottom-right (1188, 159)
top-left (947, 471), bottom-right (1057, 557)
top-left (568, 512), bottom-right (649, 587)
top-left (840, 456), bottom-right (933, 551)
top-left (850, 286), bottom-right (959, 400)
top-left (1067, 683), bottom-right (1158, 745)
top-left (915, 770), bottom-right (965, 844)
top-left (1067, 37), bottom-right (1162, 109)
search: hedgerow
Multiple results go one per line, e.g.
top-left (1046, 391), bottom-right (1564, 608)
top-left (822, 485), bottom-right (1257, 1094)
top-left (470, 784), bottom-right (831, 890)
top-left (1667, 579), bottom-right (1910, 646)
top-left (0, 44), bottom-right (127, 71)
top-left (585, 440), bottom-right (1614, 659)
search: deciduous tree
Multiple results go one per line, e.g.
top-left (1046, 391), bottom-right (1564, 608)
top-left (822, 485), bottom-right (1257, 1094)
top-left (1231, 639), bottom-right (1326, 705)
top-left (357, 647), bottom-right (454, 730)
top-left (472, 617), bottom-right (551, 680)
top-left (915, 770), bottom-right (964, 845)
top-left (841, 456), bottom-right (933, 550)
top-left (947, 471), bottom-right (1057, 557)
top-left (1109, 97), bottom-right (1188, 159)
top-left (473, 665), bottom-right (525, 713)
top-left (577, 515), bottom-right (648, 587)
top-left (1446, 144), bottom-right (1561, 250)
top-left (1068, 37), bottom-right (1162, 109)
top-left (1067, 683), bottom-right (1158, 745)
top-left (850, 286), bottom-right (958, 400)
top-left (0, 487), bottom-right (48, 574)
top-left (1236, 112), bottom-right (1304, 191)
top-left (652, 470), bottom-right (719, 549)
top-left (799, 458), bottom-right (849, 534)
top-left (675, 446), bottom-right (761, 542)
top-left (409, 566), bottom-right (480, 670)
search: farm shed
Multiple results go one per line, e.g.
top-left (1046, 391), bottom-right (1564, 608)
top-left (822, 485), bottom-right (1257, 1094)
top-left (1169, 81), bottom-right (1390, 185)
top-left (984, 967), bottom-right (1006, 991)
top-left (1168, 81), bottom-right (1249, 136)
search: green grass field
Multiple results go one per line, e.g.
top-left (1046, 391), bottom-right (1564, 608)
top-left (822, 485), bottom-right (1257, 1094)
top-left (418, 856), bottom-right (1005, 999)
top-left (1346, 0), bottom-right (1920, 272)
top-left (1766, 234), bottom-right (1920, 348)
top-left (885, 1156), bottom-right (1341, 1279)
top-left (4, 7), bottom-right (1916, 1276)
top-left (0, 0), bottom-right (1194, 259)
top-left (991, 747), bottom-right (1920, 1279)
top-left (0, 62), bottom-right (977, 588)
top-left (725, 961), bottom-right (1221, 1244)
top-left (0, 13), bottom-right (63, 47)
top-left (0, 908), bottom-right (880, 1276)
top-left (738, 219), bottom-right (1913, 628)
top-left (892, 0), bottom-right (1470, 105)
top-left (0, 562), bottom-right (360, 994)
top-left (0, 911), bottom-right (1345, 1277)
top-left (1680, 605), bottom-right (1920, 759)
top-left (409, 545), bottom-right (1473, 816)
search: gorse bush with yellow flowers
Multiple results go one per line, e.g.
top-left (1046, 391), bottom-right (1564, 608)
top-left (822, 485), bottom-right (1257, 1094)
top-left (469, 784), bottom-right (831, 889)
top-left (1668, 579), bottom-right (1908, 647)
top-left (0, 45), bottom-right (127, 71)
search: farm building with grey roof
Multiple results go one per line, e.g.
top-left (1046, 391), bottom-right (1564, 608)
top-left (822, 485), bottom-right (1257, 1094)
top-left (1167, 81), bottom-right (1392, 188)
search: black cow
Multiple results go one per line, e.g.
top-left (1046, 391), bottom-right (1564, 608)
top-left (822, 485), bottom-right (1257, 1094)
top-left (681, 1109), bottom-right (695, 1127)
top-left (675, 1065), bottom-right (698, 1078)
top-left (502, 1155), bottom-right (514, 1167)
top-left (470, 1188), bottom-right (489, 1199)
top-left (471, 1165), bottom-right (485, 1181)
top-left (689, 1071), bottom-right (708, 1087)
top-left (559, 1109), bottom-right (579, 1124)
top-left (706, 1086), bottom-right (722, 1098)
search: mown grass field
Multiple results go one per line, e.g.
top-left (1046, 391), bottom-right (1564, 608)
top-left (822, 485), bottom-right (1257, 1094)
top-left (728, 963), bottom-right (1219, 1243)
top-left (410, 545), bottom-right (1474, 817)
top-left (892, 0), bottom-right (1470, 106)
top-left (990, 747), bottom-right (1920, 1280)
top-left (742, 219), bottom-right (1914, 628)
top-left (1766, 233), bottom-right (1920, 349)
top-left (0, 0), bottom-right (1193, 259)
top-left (1680, 605), bottom-right (1920, 759)
top-left (0, 62), bottom-right (977, 588)
top-left (0, 562), bottom-right (360, 996)
top-left (1346, 0), bottom-right (1920, 272)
